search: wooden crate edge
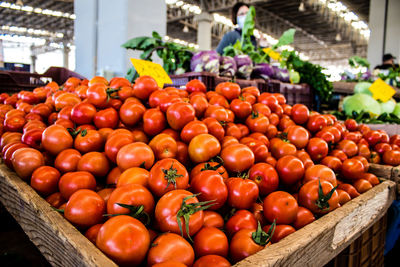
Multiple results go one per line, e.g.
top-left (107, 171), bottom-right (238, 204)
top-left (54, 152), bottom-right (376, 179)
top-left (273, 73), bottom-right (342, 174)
top-left (0, 164), bottom-right (117, 267)
top-left (234, 180), bottom-right (395, 267)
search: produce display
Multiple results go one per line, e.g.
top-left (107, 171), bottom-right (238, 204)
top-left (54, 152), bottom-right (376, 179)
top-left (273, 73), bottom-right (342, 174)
top-left (0, 75), bottom-right (398, 266)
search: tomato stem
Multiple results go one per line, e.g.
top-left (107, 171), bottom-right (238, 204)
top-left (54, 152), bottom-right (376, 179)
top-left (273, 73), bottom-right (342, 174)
top-left (103, 204), bottom-right (150, 226)
top-left (162, 163), bottom-right (184, 190)
top-left (251, 111), bottom-right (259, 119)
top-left (315, 179), bottom-right (337, 211)
top-left (52, 207), bottom-right (64, 213)
top-left (176, 193), bottom-right (216, 242)
top-left (252, 220), bottom-right (275, 246)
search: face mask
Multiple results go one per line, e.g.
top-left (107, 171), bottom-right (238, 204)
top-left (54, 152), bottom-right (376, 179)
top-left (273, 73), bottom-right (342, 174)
top-left (237, 15), bottom-right (246, 29)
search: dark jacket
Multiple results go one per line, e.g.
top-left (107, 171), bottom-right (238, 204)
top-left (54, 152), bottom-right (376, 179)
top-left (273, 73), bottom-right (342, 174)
top-left (216, 28), bottom-right (257, 55)
top-left (374, 63), bottom-right (399, 70)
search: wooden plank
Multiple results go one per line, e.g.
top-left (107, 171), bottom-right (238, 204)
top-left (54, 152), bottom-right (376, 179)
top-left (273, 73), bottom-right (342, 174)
top-left (235, 180), bottom-right (395, 267)
top-left (369, 163), bottom-right (400, 197)
top-left (0, 164), bottom-right (117, 267)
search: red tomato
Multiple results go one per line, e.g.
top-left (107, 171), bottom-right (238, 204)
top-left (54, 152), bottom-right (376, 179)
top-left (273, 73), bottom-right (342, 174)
top-left (321, 156), bottom-right (342, 172)
top-left (344, 119), bottom-right (358, 131)
top-left (270, 139), bottom-right (297, 159)
top-left (54, 149), bottom-right (82, 173)
top-left (188, 134), bottom-right (221, 163)
top-left (117, 142), bottom-right (155, 170)
top-left (263, 191), bottom-right (298, 224)
top-left (330, 149), bottom-right (348, 162)
top-left (42, 124), bottom-right (73, 155)
top-left (58, 171), bottom-right (96, 200)
top-left (240, 137), bottom-right (268, 163)
top-left (341, 158), bottom-right (365, 180)
top-left (180, 120), bottom-right (208, 144)
top-left (263, 224), bottom-right (295, 243)
top-left (299, 179), bottom-right (339, 215)
top-left (190, 94), bottom-right (209, 118)
top-left (307, 115), bottom-right (327, 132)
top-left (148, 158), bottom-right (189, 197)
top-left (74, 129), bottom-right (103, 153)
top-left (215, 82), bottom-right (241, 101)
top-left (85, 224), bottom-right (103, 244)
top-left (307, 137), bottom-right (328, 162)
top-left (77, 151), bottom-right (110, 177)
top-left (296, 150), bottom-right (314, 170)
top-left (94, 108), bottom-right (119, 129)
top-left (116, 167), bottom-right (149, 188)
top-left (46, 192), bottom-right (65, 208)
top-left (284, 125), bottom-right (309, 149)
top-left (149, 133), bottom-right (178, 160)
top-left (104, 131), bottom-right (134, 163)
top-left (353, 179), bottom-right (373, 194)
top-left (336, 189), bottom-right (351, 206)
top-left (360, 173), bottom-right (380, 186)
top-left (382, 150), bottom-right (400, 166)
top-left (230, 98), bottom-right (252, 119)
top-left (31, 166), bottom-right (60, 196)
top-left (338, 183), bottom-right (360, 199)
top-left (221, 143), bottom-right (255, 172)
top-left (203, 211), bottom-right (224, 228)
top-left (193, 255), bottom-right (231, 267)
top-left (11, 147), bottom-right (44, 180)
top-left (303, 164), bottom-right (337, 187)
top-left (193, 227), bottom-right (229, 258)
top-left (155, 190), bottom-right (205, 238)
top-left (64, 189), bottom-right (105, 228)
top-left (249, 163), bottom-right (279, 196)
top-left (166, 102), bottom-right (195, 130)
top-left (245, 112), bottom-right (270, 133)
top-left (143, 108), bottom-right (166, 136)
top-left (147, 233), bottom-right (194, 267)
top-left (276, 155), bottom-right (305, 185)
top-left (191, 170), bottom-right (228, 210)
top-left (225, 210), bottom-right (257, 237)
top-left (96, 215), bottom-right (150, 266)
top-left (293, 206), bottom-right (315, 229)
top-left (226, 177), bottom-right (259, 210)
top-left (133, 75), bottom-right (159, 100)
top-left (186, 79), bottom-right (206, 93)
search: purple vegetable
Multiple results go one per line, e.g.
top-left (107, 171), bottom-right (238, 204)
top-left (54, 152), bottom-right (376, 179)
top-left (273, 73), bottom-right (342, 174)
top-left (234, 55), bottom-right (253, 79)
top-left (252, 63), bottom-right (275, 80)
top-left (276, 68), bottom-right (290, 82)
top-left (361, 71), bottom-right (371, 81)
top-left (190, 51), bottom-right (220, 74)
top-left (219, 56), bottom-right (237, 77)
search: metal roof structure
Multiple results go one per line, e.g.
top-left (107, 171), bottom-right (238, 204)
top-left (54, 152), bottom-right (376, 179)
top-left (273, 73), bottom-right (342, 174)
top-left (0, 0), bottom-right (370, 66)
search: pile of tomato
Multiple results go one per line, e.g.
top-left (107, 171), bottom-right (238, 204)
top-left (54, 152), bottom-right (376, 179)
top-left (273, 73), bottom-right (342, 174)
top-left (0, 75), bottom-right (398, 267)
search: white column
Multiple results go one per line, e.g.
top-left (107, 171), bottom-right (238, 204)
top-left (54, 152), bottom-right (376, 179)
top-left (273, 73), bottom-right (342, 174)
top-left (195, 12), bottom-right (213, 51)
top-left (367, 0), bottom-right (400, 69)
top-left (63, 44), bottom-right (70, 69)
top-left (74, 0), bottom-right (167, 78)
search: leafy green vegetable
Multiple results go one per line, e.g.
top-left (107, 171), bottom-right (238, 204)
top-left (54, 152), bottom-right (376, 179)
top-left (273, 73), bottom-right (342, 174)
top-left (332, 110), bottom-right (400, 124)
top-left (342, 93), bottom-right (381, 116)
top-left (348, 56), bottom-right (370, 69)
top-left (122, 31), bottom-right (194, 81)
top-left (272, 29), bottom-right (296, 50)
top-left (241, 6), bottom-right (256, 47)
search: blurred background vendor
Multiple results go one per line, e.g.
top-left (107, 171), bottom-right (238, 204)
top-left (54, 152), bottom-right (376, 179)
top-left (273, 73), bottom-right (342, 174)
top-left (374, 53), bottom-right (399, 70)
top-left (216, 2), bottom-right (258, 55)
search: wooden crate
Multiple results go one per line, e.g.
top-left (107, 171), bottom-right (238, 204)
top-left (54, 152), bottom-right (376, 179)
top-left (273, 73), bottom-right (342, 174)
top-left (0, 162), bottom-right (395, 267)
top-left (235, 180), bottom-right (395, 267)
top-left (0, 164), bottom-right (117, 267)
top-left (369, 163), bottom-right (400, 198)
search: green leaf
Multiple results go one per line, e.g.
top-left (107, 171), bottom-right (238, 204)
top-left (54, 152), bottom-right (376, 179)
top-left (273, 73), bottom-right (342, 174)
top-left (241, 6), bottom-right (256, 46)
top-left (152, 31), bottom-right (162, 40)
top-left (273, 29), bottom-right (296, 50)
top-left (121, 36), bottom-right (148, 49)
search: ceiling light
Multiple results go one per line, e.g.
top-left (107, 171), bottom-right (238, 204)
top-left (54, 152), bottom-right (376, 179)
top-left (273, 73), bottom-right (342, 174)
top-left (0, 1), bottom-right (75, 19)
top-left (335, 33), bottom-right (342, 41)
top-left (299, 2), bottom-right (305, 12)
top-left (183, 25), bottom-right (189, 33)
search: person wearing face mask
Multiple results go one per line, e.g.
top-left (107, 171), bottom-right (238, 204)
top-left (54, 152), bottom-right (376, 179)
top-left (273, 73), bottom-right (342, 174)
top-left (216, 2), bottom-right (258, 55)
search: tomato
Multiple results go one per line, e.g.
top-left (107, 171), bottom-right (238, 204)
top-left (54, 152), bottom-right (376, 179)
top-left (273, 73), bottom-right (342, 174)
top-left (336, 189), bottom-right (351, 206)
top-left (116, 167), bottom-right (150, 188)
top-left (176, 141), bottom-right (190, 167)
top-left (190, 94), bottom-right (209, 118)
top-left (240, 137), bottom-right (268, 163)
top-left (85, 224), bottom-right (103, 244)
top-left (142, 108), bottom-right (166, 136)
top-left (284, 125), bottom-right (309, 149)
top-left (149, 133), bottom-right (177, 160)
top-left (225, 122), bottom-right (242, 139)
top-left (245, 163), bottom-right (278, 197)
top-left (307, 137), bottom-right (328, 162)
top-left (54, 92), bottom-right (81, 111)
top-left (117, 142), bottom-right (155, 170)
top-left (54, 149), bottom-right (82, 173)
top-left (152, 261), bottom-right (187, 267)
top-left (203, 211), bottom-right (224, 228)
top-left (295, 150), bottom-right (313, 170)
top-left (360, 173), bottom-right (380, 186)
top-left (74, 129), bottom-right (103, 153)
top-left (278, 117), bottom-right (295, 131)
top-left (193, 255), bottom-right (231, 267)
top-left (149, 158), bottom-right (189, 197)
top-left (109, 77), bottom-right (131, 89)
top-left (321, 156), bottom-right (342, 172)
top-left (330, 149), bottom-right (348, 162)
top-left (352, 155), bottom-right (369, 172)
top-left (338, 183), bottom-right (360, 199)
top-left (104, 131), bottom-right (134, 163)
top-left (225, 209), bottom-right (257, 237)
top-left (70, 102), bottom-right (96, 126)
top-left (293, 206), bottom-right (315, 229)
top-left (245, 112), bottom-right (269, 133)
top-left (307, 115), bottom-right (327, 132)
top-left (3, 142), bottom-right (28, 168)
top-left (263, 224), bottom-right (295, 243)
top-left (155, 190), bottom-right (205, 238)
top-left (11, 147), bottom-right (44, 180)
top-left (374, 143), bottom-right (392, 155)
top-left (204, 105), bottom-right (229, 122)
top-left (161, 128), bottom-right (180, 141)
top-left (180, 121), bottom-right (208, 144)
top-left (119, 101), bottom-right (145, 127)
top-left (263, 191), bottom-right (298, 224)
top-left (106, 167), bottom-right (121, 186)
top-left (276, 155), bottom-right (305, 185)
top-left (230, 98), bottom-right (252, 119)
top-left (336, 139), bottom-right (358, 158)
top-left (96, 215), bottom-right (150, 266)
top-left (209, 95), bottom-right (230, 109)
top-left (215, 82), bottom-right (241, 101)
top-left (46, 192), bottom-right (65, 208)
top-left (86, 83), bottom-right (111, 108)
top-left (364, 130), bottom-right (382, 147)
top-left (270, 139), bottom-right (297, 159)
top-left (303, 164), bottom-right (337, 187)
top-left (42, 125), bottom-right (73, 155)
top-left (64, 189), bottom-right (105, 229)
top-left (382, 150), bottom-right (400, 166)
top-left (193, 227), bottom-right (228, 258)
top-left (190, 161), bottom-right (229, 181)
top-left (147, 233), bottom-right (194, 267)
top-left (4, 115), bottom-right (25, 132)
top-left (252, 103), bottom-right (271, 118)
top-left (248, 132), bottom-right (269, 146)
top-left (94, 108), bottom-right (119, 129)
top-left (226, 177), bottom-right (259, 210)
top-left (353, 179), bottom-right (373, 194)
top-left (133, 75), bottom-right (159, 100)
top-left (229, 227), bottom-right (270, 263)
top-left (221, 143), bottom-right (255, 172)
top-left (343, 131), bottom-right (362, 143)
top-left (21, 128), bottom-right (43, 149)
top-left (107, 184), bottom-right (155, 217)
top-left (30, 166), bottom-right (60, 196)
top-left (77, 152), bottom-right (110, 177)
top-left (186, 79), bottom-right (206, 93)
top-left (299, 179), bottom-right (339, 215)
top-left (191, 170), bottom-right (228, 210)
top-left (166, 102), bottom-right (195, 130)
top-left (58, 171), bottom-right (96, 200)
top-left (341, 158), bottom-right (365, 180)
top-left (201, 118), bottom-right (225, 142)
top-left (344, 119), bottom-right (357, 131)
top-left (188, 133), bottom-right (221, 163)
top-left (97, 188), bottom-right (114, 204)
